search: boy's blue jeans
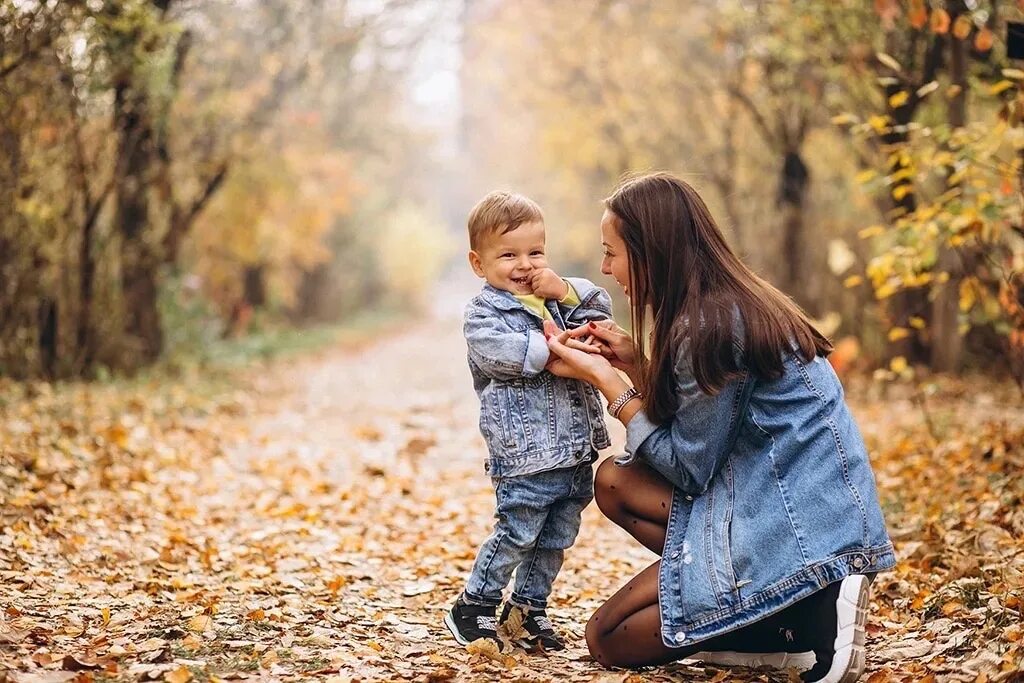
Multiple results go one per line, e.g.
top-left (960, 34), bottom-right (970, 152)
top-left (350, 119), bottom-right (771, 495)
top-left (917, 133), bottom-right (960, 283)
top-left (464, 456), bottom-right (595, 609)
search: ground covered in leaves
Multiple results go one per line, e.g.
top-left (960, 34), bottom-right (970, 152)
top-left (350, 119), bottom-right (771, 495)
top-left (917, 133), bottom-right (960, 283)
top-left (2, 302), bottom-right (1023, 682)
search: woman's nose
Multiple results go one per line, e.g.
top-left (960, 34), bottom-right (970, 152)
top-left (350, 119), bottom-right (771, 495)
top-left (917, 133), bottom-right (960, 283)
top-left (601, 260), bottom-right (612, 275)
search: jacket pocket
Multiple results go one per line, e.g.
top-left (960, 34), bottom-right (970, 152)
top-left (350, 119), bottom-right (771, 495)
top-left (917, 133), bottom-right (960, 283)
top-left (489, 389), bottom-right (516, 449)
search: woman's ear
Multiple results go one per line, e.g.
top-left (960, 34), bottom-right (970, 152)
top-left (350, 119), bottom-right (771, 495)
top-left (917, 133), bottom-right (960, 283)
top-left (468, 250), bottom-right (485, 278)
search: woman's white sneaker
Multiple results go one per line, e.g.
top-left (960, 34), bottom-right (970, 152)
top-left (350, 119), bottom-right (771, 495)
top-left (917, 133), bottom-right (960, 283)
top-left (802, 574), bottom-right (870, 683)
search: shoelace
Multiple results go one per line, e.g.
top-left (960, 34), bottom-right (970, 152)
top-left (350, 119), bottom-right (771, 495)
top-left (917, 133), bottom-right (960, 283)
top-left (476, 615), bottom-right (498, 631)
top-left (532, 615), bottom-right (554, 633)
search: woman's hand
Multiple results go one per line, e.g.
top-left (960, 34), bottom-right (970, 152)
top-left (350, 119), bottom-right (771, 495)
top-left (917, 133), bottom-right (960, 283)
top-left (567, 320), bottom-right (636, 372)
top-left (543, 321), bottom-right (616, 384)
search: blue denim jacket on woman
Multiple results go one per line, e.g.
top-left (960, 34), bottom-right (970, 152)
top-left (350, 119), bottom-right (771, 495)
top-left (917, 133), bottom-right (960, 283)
top-left (618, 316), bottom-right (896, 649)
top-left (464, 278), bottom-right (612, 477)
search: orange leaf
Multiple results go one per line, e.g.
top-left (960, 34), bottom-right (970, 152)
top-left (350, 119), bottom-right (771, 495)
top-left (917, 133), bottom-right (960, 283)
top-left (931, 8), bottom-right (951, 34)
top-left (975, 27), bottom-right (994, 51)
top-left (953, 15), bottom-right (973, 40)
top-left (908, 0), bottom-right (927, 28)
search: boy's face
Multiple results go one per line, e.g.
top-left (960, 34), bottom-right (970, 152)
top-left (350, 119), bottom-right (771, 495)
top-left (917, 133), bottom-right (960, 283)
top-left (468, 220), bottom-right (549, 295)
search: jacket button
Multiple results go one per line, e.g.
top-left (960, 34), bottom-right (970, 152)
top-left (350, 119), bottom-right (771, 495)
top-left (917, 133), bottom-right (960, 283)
top-left (670, 551), bottom-right (679, 559)
top-left (674, 631), bottom-right (687, 643)
top-left (852, 556), bottom-right (866, 570)
top-left (685, 495), bottom-right (693, 501)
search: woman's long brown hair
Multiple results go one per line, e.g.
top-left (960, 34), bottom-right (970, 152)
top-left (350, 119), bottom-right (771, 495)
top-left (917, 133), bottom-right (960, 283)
top-left (605, 172), bottom-right (832, 424)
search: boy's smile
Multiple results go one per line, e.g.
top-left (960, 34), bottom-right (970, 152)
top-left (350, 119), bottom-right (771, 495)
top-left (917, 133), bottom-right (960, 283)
top-left (469, 220), bottom-right (549, 295)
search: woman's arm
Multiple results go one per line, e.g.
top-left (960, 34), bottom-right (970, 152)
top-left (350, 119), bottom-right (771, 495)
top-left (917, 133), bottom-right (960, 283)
top-left (622, 357), bottom-right (754, 497)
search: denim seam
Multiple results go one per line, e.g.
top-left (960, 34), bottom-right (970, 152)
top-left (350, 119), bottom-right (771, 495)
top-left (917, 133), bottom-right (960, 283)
top-left (468, 528), bottom-right (508, 603)
top-left (723, 460), bottom-right (740, 597)
top-left (514, 507), bottom-right (551, 603)
top-left (703, 485), bottom-right (724, 610)
top-left (826, 416), bottom-right (871, 546)
top-left (748, 406), bottom-right (810, 565)
top-left (666, 543), bottom-right (896, 631)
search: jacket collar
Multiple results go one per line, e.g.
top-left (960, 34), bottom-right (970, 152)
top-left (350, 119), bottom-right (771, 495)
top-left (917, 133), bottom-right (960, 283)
top-left (478, 283), bottom-right (530, 312)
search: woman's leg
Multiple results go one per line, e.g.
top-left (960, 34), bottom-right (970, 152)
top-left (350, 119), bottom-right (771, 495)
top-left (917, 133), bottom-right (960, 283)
top-left (587, 562), bottom-right (826, 670)
top-left (585, 560), bottom-right (683, 668)
top-left (594, 458), bottom-right (674, 555)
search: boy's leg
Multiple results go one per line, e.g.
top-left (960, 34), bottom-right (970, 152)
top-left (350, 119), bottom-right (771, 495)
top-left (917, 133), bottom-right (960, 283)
top-left (510, 460), bottom-right (593, 609)
top-left (464, 476), bottom-right (554, 606)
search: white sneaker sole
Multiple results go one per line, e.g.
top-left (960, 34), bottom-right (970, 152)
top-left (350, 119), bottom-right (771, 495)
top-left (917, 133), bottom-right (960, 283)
top-left (444, 611), bottom-right (472, 646)
top-left (818, 574), bottom-right (870, 683)
top-left (687, 650), bottom-right (817, 671)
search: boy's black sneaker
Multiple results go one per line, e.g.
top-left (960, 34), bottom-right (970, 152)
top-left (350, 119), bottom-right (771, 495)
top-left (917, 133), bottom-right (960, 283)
top-left (445, 594), bottom-right (505, 650)
top-left (800, 574), bottom-right (870, 683)
top-left (498, 602), bottom-right (566, 652)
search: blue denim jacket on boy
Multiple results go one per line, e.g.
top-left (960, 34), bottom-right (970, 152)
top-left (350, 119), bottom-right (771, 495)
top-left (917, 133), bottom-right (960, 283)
top-left (464, 277), bottom-right (612, 477)
top-left (618, 316), bottom-right (896, 649)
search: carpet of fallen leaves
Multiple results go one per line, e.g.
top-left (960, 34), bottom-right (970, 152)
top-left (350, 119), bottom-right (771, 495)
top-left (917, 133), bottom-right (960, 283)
top-left (2, 296), bottom-right (1023, 682)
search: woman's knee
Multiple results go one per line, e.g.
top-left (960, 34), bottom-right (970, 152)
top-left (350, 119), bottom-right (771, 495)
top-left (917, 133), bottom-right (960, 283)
top-left (594, 458), bottom-right (625, 517)
top-left (585, 608), bottom-right (612, 668)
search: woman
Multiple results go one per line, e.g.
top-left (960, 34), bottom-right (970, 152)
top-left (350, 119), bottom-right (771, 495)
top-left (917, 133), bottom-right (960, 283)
top-left (543, 172), bottom-right (895, 683)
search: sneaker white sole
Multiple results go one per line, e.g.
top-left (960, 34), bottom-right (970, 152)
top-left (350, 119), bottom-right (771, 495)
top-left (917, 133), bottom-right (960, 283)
top-left (818, 574), bottom-right (870, 683)
top-left (444, 611), bottom-right (472, 646)
top-left (687, 650), bottom-right (817, 671)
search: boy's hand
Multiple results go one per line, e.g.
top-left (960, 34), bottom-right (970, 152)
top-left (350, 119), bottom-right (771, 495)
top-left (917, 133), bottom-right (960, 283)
top-left (530, 268), bottom-right (569, 300)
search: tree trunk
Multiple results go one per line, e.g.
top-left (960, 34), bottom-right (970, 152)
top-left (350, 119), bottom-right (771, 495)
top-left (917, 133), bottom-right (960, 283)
top-left (115, 80), bottom-right (163, 367)
top-left (778, 150), bottom-right (816, 315)
top-left (931, 9), bottom-right (968, 372)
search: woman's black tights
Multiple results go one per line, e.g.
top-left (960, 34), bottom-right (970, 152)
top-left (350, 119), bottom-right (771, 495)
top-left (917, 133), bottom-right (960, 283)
top-left (585, 458), bottom-right (827, 669)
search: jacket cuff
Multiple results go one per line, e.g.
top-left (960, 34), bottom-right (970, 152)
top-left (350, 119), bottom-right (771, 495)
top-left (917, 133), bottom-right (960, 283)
top-left (523, 330), bottom-right (550, 375)
top-left (624, 408), bottom-right (660, 455)
top-left (558, 280), bottom-right (581, 305)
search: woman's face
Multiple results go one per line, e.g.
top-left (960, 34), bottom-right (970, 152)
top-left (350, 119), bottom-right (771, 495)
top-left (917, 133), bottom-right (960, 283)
top-left (600, 209), bottom-right (631, 299)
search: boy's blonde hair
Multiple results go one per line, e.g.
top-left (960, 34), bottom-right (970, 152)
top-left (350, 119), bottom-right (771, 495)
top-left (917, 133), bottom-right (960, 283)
top-left (467, 191), bottom-right (544, 250)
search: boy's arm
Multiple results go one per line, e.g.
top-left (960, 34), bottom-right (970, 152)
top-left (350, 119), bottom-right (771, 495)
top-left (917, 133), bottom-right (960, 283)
top-left (559, 277), bottom-right (613, 327)
top-left (464, 303), bottom-right (549, 381)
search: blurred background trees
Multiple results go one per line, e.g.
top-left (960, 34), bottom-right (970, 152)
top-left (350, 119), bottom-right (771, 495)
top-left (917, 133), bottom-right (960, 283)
top-left (460, 0), bottom-right (1024, 383)
top-left (1, 0), bottom-right (453, 377)
top-left (2, 0), bottom-right (1022, 384)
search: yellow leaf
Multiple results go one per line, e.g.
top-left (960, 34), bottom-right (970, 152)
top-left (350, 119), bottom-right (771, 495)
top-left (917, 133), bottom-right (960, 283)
top-left (875, 282), bottom-right (897, 300)
top-left (909, 317), bottom-right (927, 330)
top-left (855, 169), bottom-right (877, 184)
top-left (868, 114), bottom-right (890, 132)
top-left (889, 356), bottom-right (908, 373)
top-left (959, 279), bottom-right (977, 311)
top-left (165, 667), bottom-right (193, 683)
top-left (844, 275), bottom-right (864, 288)
top-left (892, 184), bottom-right (911, 201)
top-left (101, 608), bottom-right (111, 626)
top-left (888, 327), bottom-right (911, 341)
top-left (858, 225), bottom-right (886, 239)
top-left (888, 91), bottom-right (909, 108)
top-left (187, 614), bottom-right (211, 632)
top-left (990, 80), bottom-right (1015, 96)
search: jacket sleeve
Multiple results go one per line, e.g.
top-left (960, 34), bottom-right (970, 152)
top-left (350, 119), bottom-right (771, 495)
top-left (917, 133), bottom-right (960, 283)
top-left (621, 331), bottom-right (753, 496)
top-left (559, 277), bottom-right (613, 327)
top-left (464, 303), bottom-right (549, 381)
